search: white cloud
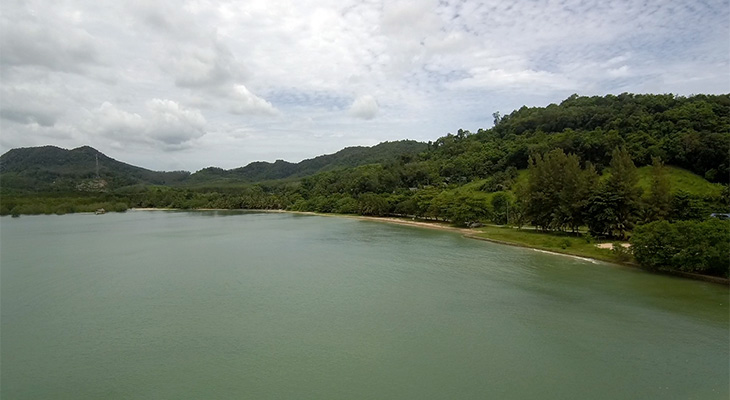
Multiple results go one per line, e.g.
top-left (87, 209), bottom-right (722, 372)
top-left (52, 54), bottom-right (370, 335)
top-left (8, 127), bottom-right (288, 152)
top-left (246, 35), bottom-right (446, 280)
top-left (0, 2), bottom-right (100, 73)
top-left (0, 0), bottom-right (727, 171)
top-left (92, 102), bottom-right (145, 140)
top-left (348, 95), bottom-right (379, 120)
top-left (145, 99), bottom-right (207, 145)
top-left (172, 42), bottom-right (240, 88)
top-left (450, 66), bottom-right (574, 92)
top-left (0, 85), bottom-right (65, 126)
top-left (229, 85), bottom-right (279, 116)
top-left (608, 65), bottom-right (630, 78)
top-left (89, 100), bottom-right (206, 149)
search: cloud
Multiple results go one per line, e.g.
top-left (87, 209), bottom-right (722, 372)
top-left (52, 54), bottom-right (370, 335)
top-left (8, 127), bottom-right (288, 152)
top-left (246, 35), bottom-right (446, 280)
top-left (127, 0), bottom-right (201, 38)
top-left (379, 1), bottom-right (442, 74)
top-left (0, 85), bottom-right (65, 126)
top-left (0, 122), bottom-right (80, 152)
top-left (348, 95), bottom-right (379, 120)
top-left (90, 100), bottom-right (206, 149)
top-left (0, 3), bottom-right (100, 73)
top-left (0, 0), bottom-right (727, 171)
top-left (168, 40), bottom-right (276, 116)
top-left (450, 66), bottom-right (574, 92)
top-left (229, 85), bottom-right (279, 115)
top-left (127, 0), bottom-right (265, 116)
top-left (145, 99), bottom-right (207, 145)
top-left (607, 65), bottom-right (630, 78)
top-left (173, 42), bottom-right (240, 88)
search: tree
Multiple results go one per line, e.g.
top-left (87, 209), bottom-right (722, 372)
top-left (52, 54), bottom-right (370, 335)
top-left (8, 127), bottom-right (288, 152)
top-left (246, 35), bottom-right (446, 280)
top-left (587, 147), bottom-right (642, 238)
top-left (559, 157), bottom-right (598, 232)
top-left (642, 156), bottom-right (671, 222)
top-left (512, 182), bottom-right (529, 229)
top-left (670, 190), bottom-right (707, 221)
top-left (630, 220), bottom-right (677, 270)
top-left (491, 192), bottom-right (511, 225)
top-left (631, 219), bottom-right (730, 277)
top-left (427, 191), bottom-right (453, 221)
top-left (525, 150), bottom-right (566, 230)
top-left (335, 196), bottom-right (358, 214)
top-left (357, 193), bottom-right (390, 216)
top-left (524, 149), bottom-right (595, 232)
top-left (447, 194), bottom-right (490, 226)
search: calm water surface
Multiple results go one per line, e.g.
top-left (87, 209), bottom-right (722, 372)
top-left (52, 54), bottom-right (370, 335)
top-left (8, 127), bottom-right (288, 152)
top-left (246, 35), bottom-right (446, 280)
top-left (1, 211), bottom-right (728, 399)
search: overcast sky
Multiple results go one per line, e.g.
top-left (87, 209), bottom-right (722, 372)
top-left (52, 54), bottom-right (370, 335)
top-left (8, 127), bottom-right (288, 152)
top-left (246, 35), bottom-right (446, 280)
top-left (1, 0), bottom-right (728, 172)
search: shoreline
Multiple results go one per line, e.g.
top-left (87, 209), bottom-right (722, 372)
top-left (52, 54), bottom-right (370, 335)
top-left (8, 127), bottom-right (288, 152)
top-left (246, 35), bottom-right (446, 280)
top-left (353, 215), bottom-right (614, 264)
top-left (354, 214), bottom-right (729, 285)
top-left (126, 208), bottom-right (729, 285)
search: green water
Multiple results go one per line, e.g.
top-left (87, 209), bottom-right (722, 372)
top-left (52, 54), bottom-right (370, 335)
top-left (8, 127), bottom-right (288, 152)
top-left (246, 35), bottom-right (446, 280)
top-left (1, 211), bottom-right (728, 399)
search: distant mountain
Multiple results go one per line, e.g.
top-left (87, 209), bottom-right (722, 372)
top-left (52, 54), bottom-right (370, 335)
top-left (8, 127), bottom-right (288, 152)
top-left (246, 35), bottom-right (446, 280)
top-left (0, 140), bottom-right (428, 192)
top-left (0, 145), bottom-right (189, 193)
top-left (188, 140), bottom-right (428, 183)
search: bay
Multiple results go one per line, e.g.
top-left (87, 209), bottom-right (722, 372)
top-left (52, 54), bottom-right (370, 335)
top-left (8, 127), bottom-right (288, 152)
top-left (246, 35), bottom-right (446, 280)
top-left (1, 211), bottom-right (728, 399)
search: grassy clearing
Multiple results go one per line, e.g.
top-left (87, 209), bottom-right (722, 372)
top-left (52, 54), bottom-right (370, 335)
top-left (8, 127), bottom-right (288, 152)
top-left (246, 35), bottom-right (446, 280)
top-left (471, 225), bottom-right (628, 263)
top-left (514, 166), bottom-right (720, 197)
top-left (637, 166), bottom-right (722, 197)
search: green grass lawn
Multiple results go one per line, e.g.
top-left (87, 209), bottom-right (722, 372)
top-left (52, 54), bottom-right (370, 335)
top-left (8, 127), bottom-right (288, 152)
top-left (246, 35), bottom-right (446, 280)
top-left (471, 225), bottom-right (630, 264)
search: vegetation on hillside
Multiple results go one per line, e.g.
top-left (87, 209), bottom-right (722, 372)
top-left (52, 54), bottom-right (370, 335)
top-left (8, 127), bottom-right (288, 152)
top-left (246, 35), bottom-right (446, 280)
top-left (0, 140), bottom-right (427, 193)
top-left (0, 145), bottom-right (190, 193)
top-left (207, 140), bottom-right (428, 182)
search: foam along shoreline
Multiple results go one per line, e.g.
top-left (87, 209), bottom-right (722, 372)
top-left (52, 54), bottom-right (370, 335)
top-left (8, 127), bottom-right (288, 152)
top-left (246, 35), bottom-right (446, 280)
top-left (128, 208), bottom-right (290, 212)
top-left (530, 248), bottom-right (601, 264)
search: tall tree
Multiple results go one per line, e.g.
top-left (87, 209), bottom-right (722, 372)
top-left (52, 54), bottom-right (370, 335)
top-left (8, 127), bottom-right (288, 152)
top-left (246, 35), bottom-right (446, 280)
top-left (642, 156), bottom-right (671, 222)
top-left (525, 149), bottom-right (597, 232)
top-left (670, 190), bottom-right (707, 221)
top-left (587, 147), bottom-right (642, 238)
top-left (525, 151), bottom-right (564, 230)
top-left (491, 192), bottom-right (511, 225)
top-left (558, 155), bottom-right (598, 232)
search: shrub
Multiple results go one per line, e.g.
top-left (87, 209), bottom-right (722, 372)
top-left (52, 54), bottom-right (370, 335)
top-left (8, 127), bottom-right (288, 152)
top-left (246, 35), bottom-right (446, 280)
top-left (631, 219), bottom-right (730, 277)
top-left (583, 232), bottom-right (594, 244)
top-left (611, 242), bottom-right (632, 262)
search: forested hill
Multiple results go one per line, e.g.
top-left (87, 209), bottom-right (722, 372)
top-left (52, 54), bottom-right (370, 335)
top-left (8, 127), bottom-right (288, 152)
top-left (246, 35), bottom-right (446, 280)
top-left (188, 140), bottom-right (427, 183)
top-left (0, 140), bottom-right (428, 192)
top-left (0, 145), bottom-right (190, 193)
top-left (477, 93), bottom-right (728, 182)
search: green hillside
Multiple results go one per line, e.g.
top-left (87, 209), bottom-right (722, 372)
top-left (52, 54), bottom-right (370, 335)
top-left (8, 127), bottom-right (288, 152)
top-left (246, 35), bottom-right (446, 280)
top-left (187, 140), bottom-right (427, 184)
top-left (0, 140), bottom-right (428, 192)
top-left (431, 165), bottom-right (721, 206)
top-left (0, 145), bottom-right (189, 194)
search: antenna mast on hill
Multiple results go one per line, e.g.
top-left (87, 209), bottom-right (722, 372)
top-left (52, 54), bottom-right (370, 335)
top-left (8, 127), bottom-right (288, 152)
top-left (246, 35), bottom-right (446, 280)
top-left (95, 153), bottom-right (100, 178)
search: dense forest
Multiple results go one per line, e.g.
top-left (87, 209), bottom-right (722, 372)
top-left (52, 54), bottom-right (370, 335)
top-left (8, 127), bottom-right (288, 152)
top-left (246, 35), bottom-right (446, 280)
top-left (2, 93), bottom-right (729, 277)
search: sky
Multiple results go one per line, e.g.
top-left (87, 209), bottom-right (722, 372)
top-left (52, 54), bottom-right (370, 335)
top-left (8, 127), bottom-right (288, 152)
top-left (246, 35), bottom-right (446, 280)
top-left (1, 0), bottom-right (728, 172)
